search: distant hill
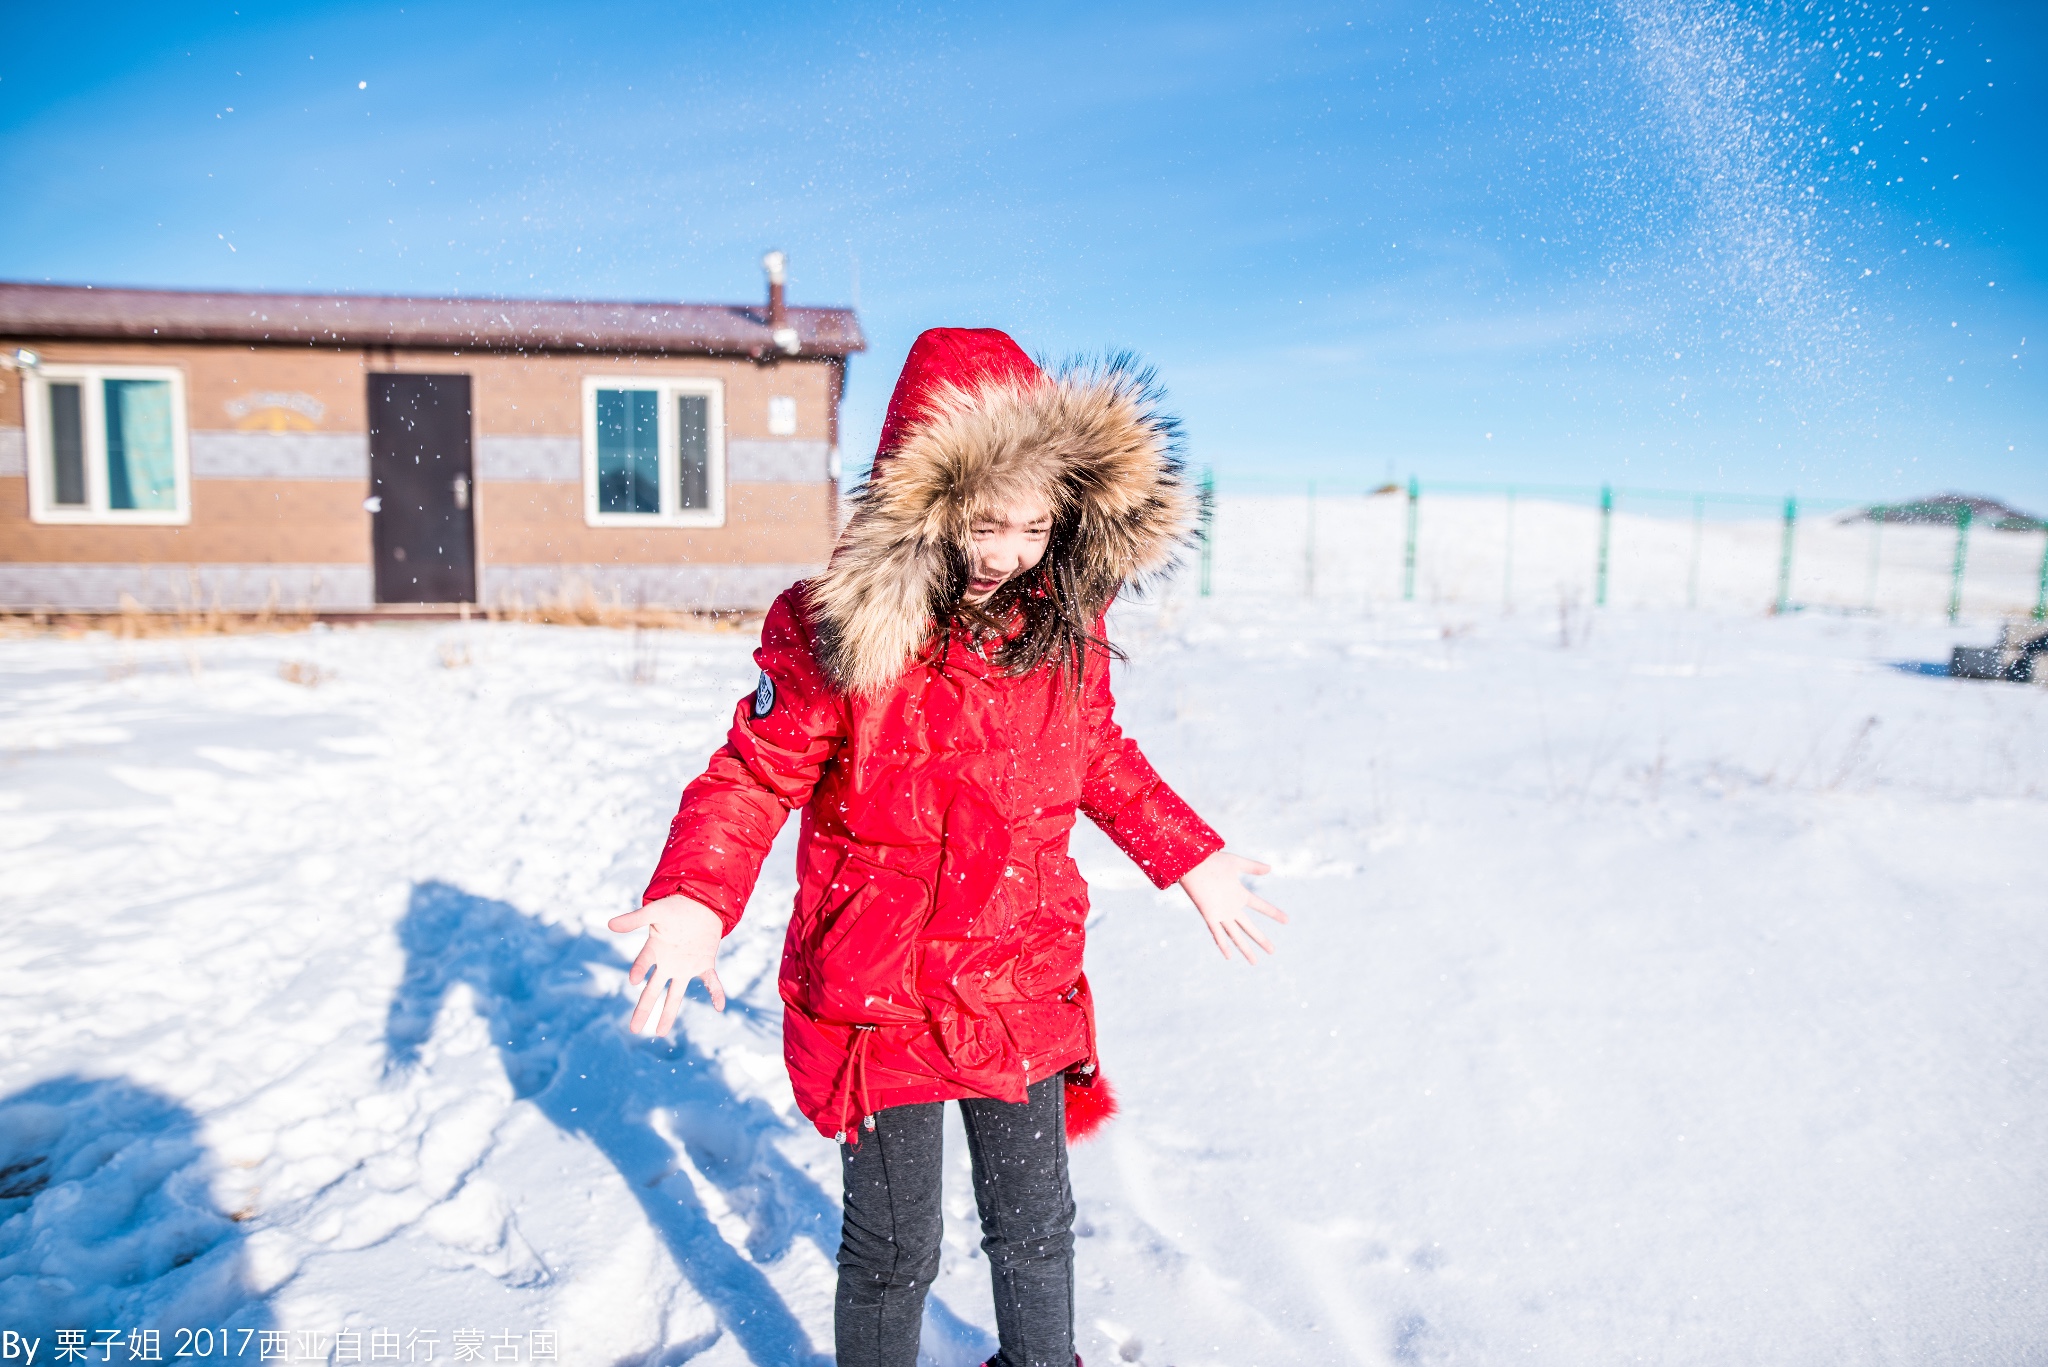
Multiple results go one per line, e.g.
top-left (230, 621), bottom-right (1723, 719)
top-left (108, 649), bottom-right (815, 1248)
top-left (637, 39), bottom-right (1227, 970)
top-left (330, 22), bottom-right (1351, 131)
top-left (1834, 494), bottom-right (2045, 532)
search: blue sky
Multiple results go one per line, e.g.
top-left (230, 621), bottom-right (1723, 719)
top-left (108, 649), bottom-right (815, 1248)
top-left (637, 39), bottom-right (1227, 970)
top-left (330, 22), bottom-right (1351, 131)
top-left (3, 0), bottom-right (2042, 507)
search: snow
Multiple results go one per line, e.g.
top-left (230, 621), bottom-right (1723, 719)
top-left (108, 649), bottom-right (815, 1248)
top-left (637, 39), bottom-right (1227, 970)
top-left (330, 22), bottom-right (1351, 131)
top-left (2, 498), bottom-right (2045, 1365)
top-left (1211, 491), bottom-right (2048, 621)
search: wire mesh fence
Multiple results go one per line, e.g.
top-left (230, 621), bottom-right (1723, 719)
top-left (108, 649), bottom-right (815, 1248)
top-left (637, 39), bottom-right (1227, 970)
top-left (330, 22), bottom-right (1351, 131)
top-left (1192, 471), bottom-right (2048, 623)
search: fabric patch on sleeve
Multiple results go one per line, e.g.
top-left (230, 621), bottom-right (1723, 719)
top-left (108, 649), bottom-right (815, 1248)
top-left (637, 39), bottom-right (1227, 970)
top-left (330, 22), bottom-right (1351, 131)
top-left (752, 669), bottom-right (778, 719)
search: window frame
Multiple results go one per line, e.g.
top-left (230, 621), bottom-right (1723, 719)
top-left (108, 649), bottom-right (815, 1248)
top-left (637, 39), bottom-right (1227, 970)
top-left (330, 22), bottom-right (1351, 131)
top-left (22, 363), bottom-right (193, 526)
top-left (579, 375), bottom-right (726, 528)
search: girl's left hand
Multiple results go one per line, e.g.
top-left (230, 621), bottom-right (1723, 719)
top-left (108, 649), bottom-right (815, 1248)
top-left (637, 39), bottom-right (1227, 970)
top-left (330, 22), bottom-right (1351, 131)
top-left (1177, 849), bottom-right (1289, 963)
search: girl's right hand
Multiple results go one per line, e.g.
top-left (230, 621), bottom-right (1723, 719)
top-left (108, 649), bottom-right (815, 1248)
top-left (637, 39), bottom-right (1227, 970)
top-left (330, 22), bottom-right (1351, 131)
top-left (606, 895), bottom-right (728, 1033)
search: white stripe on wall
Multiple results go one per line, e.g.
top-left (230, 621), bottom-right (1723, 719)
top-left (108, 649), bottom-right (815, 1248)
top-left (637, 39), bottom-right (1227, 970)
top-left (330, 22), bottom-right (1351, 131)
top-left (728, 439), bottom-right (832, 483)
top-left (0, 563), bottom-right (375, 611)
top-left (188, 430), bottom-right (370, 480)
top-left (4, 560), bottom-right (820, 610)
top-left (476, 434), bottom-right (580, 483)
top-left (474, 436), bottom-right (832, 485)
top-left (481, 562), bottom-right (821, 612)
top-left (8, 429), bottom-right (835, 485)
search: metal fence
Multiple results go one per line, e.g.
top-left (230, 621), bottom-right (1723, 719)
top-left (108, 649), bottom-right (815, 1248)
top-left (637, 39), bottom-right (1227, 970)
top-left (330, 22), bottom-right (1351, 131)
top-left (1192, 471), bottom-right (2048, 623)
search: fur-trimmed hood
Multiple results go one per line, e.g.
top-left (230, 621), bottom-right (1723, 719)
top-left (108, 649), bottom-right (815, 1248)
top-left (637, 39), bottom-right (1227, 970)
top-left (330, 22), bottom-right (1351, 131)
top-left (810, 327), bottom-right (1195, 694)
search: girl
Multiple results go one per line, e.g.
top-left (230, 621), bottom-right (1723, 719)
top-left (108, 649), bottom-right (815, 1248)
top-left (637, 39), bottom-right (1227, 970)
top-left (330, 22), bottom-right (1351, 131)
top-left (611, 327), bottom-right (1286, 1367)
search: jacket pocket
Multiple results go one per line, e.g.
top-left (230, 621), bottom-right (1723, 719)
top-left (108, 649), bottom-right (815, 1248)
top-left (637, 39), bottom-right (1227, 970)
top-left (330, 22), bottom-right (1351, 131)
top-left (797, 854), bottom-right (930, 1026)
top-left (1009, 844), bottom-right (1088, 999)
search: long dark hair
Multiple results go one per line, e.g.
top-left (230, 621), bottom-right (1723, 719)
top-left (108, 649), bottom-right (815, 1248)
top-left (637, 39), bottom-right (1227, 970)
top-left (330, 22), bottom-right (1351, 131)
top-left (938, 508), bottom-right (1123, 684)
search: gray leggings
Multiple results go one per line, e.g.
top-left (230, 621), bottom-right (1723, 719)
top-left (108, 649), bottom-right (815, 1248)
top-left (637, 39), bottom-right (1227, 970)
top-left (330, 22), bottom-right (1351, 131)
top-left (835, 1074), bottom-right (1075, 1367)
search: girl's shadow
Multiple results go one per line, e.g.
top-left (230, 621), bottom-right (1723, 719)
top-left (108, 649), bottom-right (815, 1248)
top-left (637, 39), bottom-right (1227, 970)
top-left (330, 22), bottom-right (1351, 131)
top-left (383, 880), bottom-right (838, 1366)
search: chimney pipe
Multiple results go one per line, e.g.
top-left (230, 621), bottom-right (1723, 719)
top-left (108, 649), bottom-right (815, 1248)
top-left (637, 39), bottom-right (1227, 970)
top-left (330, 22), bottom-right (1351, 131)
top-left (762, 251), bottom-right (799, 355)
top-left (763, 250), bottom-right (788, 328)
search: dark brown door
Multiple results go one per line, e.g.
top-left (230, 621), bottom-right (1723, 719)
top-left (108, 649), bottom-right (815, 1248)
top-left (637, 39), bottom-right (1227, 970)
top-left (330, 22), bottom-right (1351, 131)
top-left (368, 374), bottom-right (476, 604)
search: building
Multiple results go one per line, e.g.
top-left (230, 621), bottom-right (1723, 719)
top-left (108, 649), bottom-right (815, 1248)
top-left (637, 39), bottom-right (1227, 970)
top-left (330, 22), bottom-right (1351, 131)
top-left (0, 256), bottom-right (863, 613)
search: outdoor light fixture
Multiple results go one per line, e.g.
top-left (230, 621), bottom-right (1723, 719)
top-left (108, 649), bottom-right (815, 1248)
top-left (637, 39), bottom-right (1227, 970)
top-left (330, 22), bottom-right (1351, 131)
top-left (6, 347), bottom-right (39, 371)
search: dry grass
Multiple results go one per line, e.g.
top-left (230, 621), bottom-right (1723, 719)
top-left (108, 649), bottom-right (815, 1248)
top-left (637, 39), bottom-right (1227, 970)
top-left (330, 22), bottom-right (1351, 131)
top-left (0, 584), bottom-right (765, 639)
top-left (278, 660), bottom-right (330, 687)
top-left (485, 582), bottom-right (763, 633)
top-left (0, 593), bottom-right (319, 640)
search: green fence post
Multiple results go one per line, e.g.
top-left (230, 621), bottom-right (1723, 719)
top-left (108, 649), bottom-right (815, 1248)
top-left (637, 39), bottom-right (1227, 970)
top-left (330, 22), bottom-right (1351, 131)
top-left (1305, 480), bottom-right (1316, 598)
top-left (2035, 527), bottom-right (2048, 621)
top-left (1403, 476), bottom-right (1419, 602)
top-left (1198, 466), bottom-right (1215, 598)
top-left (1595, 484), bottom-right (1612, 607)
top-left (1503, 487), bottom-right (1516, 610)
top-left (1947, 503), bottom-right (1973, 624)
top-left (1687, 493), bottom-right (1704, 610)
top-left (1774, 495), bottom-right (1797, 615)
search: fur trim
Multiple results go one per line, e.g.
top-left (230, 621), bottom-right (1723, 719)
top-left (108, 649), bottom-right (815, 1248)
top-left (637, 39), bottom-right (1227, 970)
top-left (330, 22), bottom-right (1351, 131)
top-left (810, 356), bottom-right (1193, 694)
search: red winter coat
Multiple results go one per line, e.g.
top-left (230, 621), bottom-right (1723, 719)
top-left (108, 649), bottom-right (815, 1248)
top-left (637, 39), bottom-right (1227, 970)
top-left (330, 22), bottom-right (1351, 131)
top-left (643, 328), bottom-right (1221, 1139)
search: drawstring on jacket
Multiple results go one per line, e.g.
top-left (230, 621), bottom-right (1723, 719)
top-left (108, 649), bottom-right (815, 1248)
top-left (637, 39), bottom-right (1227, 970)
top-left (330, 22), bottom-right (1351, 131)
top-left (834, 1024), bottom-right (880, 1144)
top-left (1061, 977), bottom-right (1119, 1143)
top-left (1062, 979), bottom-right (1098, 1085)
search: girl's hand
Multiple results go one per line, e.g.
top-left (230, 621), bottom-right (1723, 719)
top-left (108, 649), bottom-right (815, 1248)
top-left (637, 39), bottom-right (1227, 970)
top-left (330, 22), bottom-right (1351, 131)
top-left (1177, 850), bottom-right (1289, 964)
top-left (606, 895), bottom-right (728, 1033)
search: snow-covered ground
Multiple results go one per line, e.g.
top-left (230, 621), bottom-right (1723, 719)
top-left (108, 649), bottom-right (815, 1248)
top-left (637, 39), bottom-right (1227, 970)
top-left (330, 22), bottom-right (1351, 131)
top-left (3, 539), bottom-right (2046, 1363)
top-left (1211, 492), bottom-right (2048, 621)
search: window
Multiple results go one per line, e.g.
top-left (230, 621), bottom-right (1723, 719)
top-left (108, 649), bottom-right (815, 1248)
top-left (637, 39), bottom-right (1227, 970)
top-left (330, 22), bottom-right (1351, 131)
top-left (24, 365), bottom-right (191, 524)
top-left (581, 377), bottom-right (724, 527)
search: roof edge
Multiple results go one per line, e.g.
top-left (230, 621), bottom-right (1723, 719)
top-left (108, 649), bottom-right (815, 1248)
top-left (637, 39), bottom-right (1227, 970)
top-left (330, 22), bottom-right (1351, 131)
top-left (0, 281), bottom-right (866, 358)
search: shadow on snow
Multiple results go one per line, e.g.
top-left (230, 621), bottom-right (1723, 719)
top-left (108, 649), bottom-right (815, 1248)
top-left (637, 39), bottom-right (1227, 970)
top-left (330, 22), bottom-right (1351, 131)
top-left (384, 880), bottom-right (839, 1366)
top-left (0, 1075), bottom-right (274, 1357)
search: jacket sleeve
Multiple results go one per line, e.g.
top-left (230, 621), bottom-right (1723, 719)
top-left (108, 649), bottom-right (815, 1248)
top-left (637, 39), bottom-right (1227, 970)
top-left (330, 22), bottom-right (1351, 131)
top-left (641, 589), bottom-right (848, 933)
top-left (1077, 625), bottom-right (1225, 889)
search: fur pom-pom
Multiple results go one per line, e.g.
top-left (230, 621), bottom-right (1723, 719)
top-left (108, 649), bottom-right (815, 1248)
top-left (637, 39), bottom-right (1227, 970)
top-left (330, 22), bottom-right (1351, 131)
top-left (1064, 1072), bottom-right (1118, 1144)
